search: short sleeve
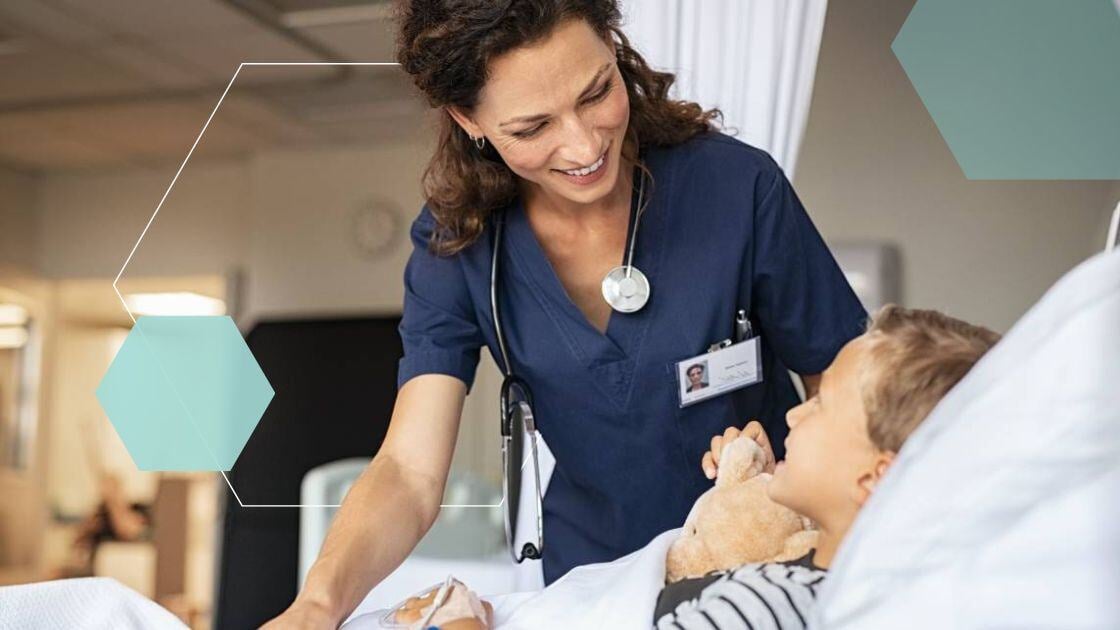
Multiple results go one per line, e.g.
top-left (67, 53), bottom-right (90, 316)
top-left (396, 206), bottom-right (484, 392)
top-left (749, 161), bottom-right (868, 375)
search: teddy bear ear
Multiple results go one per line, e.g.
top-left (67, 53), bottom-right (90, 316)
top-left (715, 436), bottom-right (766, 487)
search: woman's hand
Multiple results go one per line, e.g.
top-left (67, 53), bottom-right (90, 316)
top-left (260, 599), bottom-right (338, 630)
top-left (700, 420), bottom-right (776, 479)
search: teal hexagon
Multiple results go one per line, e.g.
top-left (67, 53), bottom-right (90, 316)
top-left (96, 316), bottom-right (274, 471)
top-left (893, 0), bottom-right (1120, 179)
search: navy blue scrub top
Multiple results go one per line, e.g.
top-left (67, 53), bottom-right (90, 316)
top-left (396, 130), bottom-right (867, 584)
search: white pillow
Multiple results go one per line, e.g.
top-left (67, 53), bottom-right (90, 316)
top-left (814, 250), bottom-right (1120, 629)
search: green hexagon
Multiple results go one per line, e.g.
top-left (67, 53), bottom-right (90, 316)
top-left (96, 316), bottom-right (274, 471)
top-left (893, 0), bottom-right (1120, 179)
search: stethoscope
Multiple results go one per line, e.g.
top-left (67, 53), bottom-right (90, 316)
top-left (490, 164), bottom-right (650, 563)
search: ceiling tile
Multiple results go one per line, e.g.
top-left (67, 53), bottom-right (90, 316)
top-left (0, 46), bottom-right (152, 108)
top-left (157, 26), bottom-right (331, 81)
top-left (52, 0), bottom-right (259, 38)
top-left (298, 19), bottom-right (396, 62)
top-left (0, 0), bottom-right (109, 45)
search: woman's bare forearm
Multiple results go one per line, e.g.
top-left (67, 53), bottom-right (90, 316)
top-left (295, 453), bottom-right (443, 623)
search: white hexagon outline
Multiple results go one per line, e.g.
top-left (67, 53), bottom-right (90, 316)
top-left (111, 62), bottom-right (521, 509)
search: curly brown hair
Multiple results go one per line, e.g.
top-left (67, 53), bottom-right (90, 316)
top-left (395, 0), bottom-right (723, 255)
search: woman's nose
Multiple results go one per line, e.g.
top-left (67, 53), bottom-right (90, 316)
top-left (558, 115), bottom-right (601, 163)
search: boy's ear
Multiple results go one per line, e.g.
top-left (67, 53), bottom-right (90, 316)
top-left (854, 452), bottom-right (895, 506)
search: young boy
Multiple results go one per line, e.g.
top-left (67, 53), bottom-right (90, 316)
top-left (654, 305), bottom-right (1001, 629)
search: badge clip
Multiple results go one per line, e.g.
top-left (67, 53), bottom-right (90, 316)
top-left (707, 338), bottom-right (733, 353)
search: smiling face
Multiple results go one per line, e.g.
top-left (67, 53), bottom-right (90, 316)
top-left (446, 17), bottom-right (632, 207)
top-left (767, 337), bottom-right (893, 529)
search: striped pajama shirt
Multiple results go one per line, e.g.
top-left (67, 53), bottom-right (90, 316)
top-left (654, 550), bottom-right (826, 629)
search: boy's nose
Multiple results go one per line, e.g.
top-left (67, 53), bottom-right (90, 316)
top-left (786, 403), bottom-right (805, 428)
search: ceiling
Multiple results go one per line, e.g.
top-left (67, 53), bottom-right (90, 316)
top-left (0, 0), bottom-right (429, 174)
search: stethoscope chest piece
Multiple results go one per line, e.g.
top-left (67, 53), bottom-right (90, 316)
top-left (601, 265), bottom-right (650, 313)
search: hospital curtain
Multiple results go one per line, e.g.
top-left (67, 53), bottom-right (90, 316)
top-left (619, 0), bottom-right (830, 180)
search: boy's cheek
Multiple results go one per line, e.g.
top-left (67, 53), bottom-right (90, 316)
top-left (768, 458), bottom-right (825, 515)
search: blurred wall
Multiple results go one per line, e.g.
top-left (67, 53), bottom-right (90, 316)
top-left (243, 138), bottom-right (427, 319)
top-left (38, 158), bottom-right (250, 280)
top-left (34, 132), bottom-right (431, 320)
top-left (32, 127), bottom-right (500, 485)
top-left (794, 0), bottom-right (1119, 332)
top-left (0, 166), bottom-right (39, 272)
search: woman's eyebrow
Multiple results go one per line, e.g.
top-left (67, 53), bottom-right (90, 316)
top-left (499, 61), bottom-right (613, 127)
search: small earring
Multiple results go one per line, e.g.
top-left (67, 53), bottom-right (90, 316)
top-left (474, 135), bottom-right (486, 150)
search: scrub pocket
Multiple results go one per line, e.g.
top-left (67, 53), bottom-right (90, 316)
top-left (664, 361), bottom-right (701, 473)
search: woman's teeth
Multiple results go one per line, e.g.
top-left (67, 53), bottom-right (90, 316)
top-left (561, 154), bottom-right (605, 176)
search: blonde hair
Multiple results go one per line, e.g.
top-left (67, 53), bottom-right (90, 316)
top-left (859, 305), bottom-right (1001, 453)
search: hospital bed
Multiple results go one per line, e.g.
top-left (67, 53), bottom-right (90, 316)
top-left (3, 221), bottom-right (1118, 629)
top-left (340, 244), bottom-right (1120, 629)
top-left (300, 459), bottom-right (517, 614)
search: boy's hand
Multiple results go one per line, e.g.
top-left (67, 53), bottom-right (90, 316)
top-left (701, 421), bottom-right (776, 479)
top-left (394, 582), bottom-right (493, 629)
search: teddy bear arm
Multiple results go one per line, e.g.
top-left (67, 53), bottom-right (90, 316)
top-left (770, 530), bottom-right (819, 563)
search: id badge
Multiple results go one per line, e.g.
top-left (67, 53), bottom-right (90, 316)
top-left (676, 337), bottom-right (763, 407)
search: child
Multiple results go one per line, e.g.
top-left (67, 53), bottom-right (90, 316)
top-left (654, 305), bottom-right (1000, 629)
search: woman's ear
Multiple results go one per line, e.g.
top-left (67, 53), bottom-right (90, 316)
top-left (446, 106), bottom-right (482, 139)
top-left (854, 451), bottom-right (895, 506)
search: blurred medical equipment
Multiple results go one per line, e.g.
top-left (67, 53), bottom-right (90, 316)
top-left (300, 459), bottom-right (512, 622)
top-left (1106, 200), bottom-right (1119, 251)
top-left (830, 243), bottom-right (902, 312)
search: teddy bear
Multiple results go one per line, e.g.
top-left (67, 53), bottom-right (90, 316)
top-left (665, 434), bottom-right (818, 582)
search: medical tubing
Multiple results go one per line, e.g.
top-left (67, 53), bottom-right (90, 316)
top-left (490, 214), bottom-right (514, 377)
top-left (623, 167), bottom-right (646, 278)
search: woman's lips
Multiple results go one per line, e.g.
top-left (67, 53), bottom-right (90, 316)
top-left (553, 146), bottom-right (609, 186)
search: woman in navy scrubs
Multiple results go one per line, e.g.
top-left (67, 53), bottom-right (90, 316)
top-left (267, 1), bottom-right (865, 627)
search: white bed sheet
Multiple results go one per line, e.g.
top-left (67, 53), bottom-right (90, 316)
top-left (341, 528), bottom-right (679, 630)
top-left (0, 577), bottom-right (186, 630)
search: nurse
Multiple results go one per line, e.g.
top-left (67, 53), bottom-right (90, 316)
top-left (265, 0), bottom-right (866, 627)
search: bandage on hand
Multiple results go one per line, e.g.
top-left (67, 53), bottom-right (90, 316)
top-left (393, 578), bottom-right (492, 629)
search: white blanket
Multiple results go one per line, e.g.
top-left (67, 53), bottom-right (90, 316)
top-left (0, 577), bottom-right (186, 630)
top-left (488, 528), bottom-right (679, 629)
top-left (341, 528), bottom-right (679, 630)
top-left (813, 249), bottom-right (1120, 629)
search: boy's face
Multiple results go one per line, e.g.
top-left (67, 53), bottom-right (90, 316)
top-left (767, 336), bottom-right (893, 528)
